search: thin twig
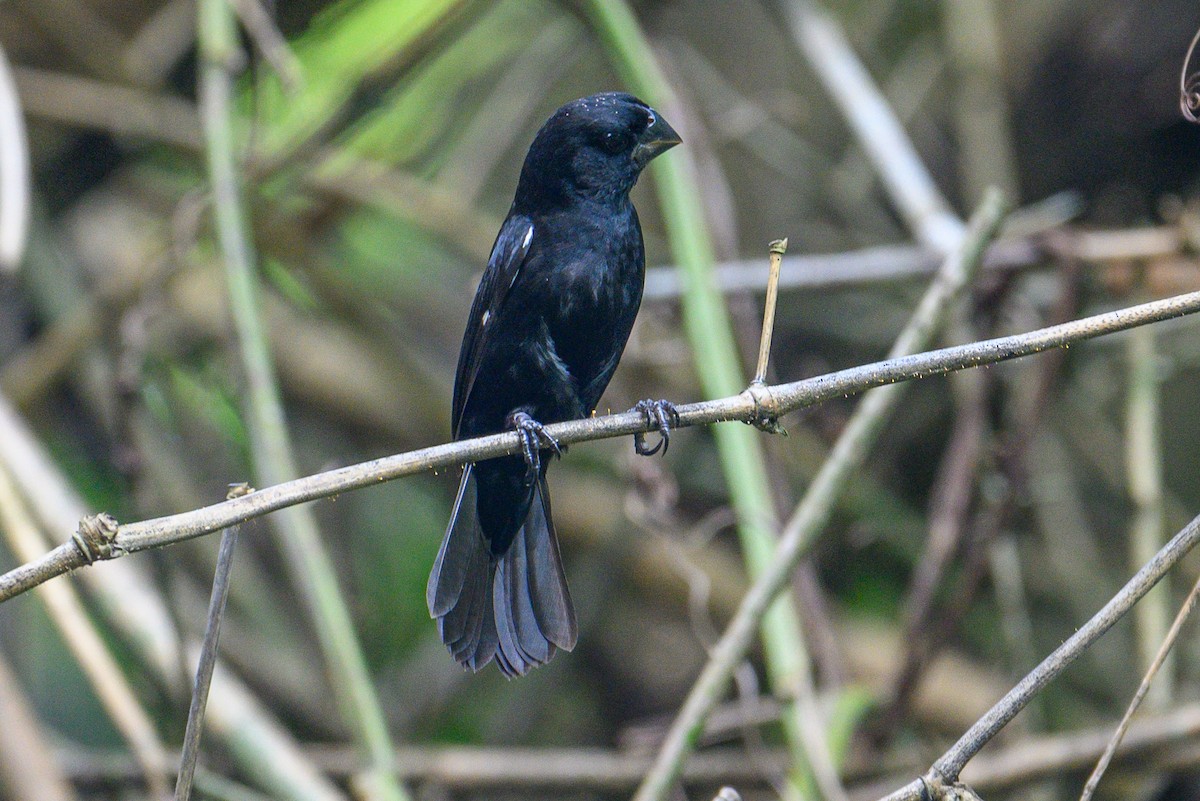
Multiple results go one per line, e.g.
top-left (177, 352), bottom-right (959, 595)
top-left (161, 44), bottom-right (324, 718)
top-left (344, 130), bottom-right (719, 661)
top-left (684, 203), bottom-right (1165, 300)
top-left (1078, 572), bottom-right (1200, 801)
top-left (228, 0), bottom-right (303, 92)
top-left (175, 485), bottom-right (249, 801)
top-left (752, 239), bottom-right (788, 385)
top-left (645, 238), bottom-right (1028, 299)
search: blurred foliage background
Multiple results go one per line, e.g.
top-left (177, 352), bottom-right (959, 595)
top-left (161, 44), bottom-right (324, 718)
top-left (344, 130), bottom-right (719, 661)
top-left (3, 0), bottom-right (1200, 800)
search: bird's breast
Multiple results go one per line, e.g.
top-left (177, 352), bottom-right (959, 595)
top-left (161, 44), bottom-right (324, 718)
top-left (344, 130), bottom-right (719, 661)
top-left (548, 216), bottom-right (642, 316)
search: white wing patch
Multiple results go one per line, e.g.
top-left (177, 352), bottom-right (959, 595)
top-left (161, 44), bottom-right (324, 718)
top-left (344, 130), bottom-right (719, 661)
top-left (508, 223), bottom-right (534, 291)
top-left (481, 310), bottom-right (491, 326)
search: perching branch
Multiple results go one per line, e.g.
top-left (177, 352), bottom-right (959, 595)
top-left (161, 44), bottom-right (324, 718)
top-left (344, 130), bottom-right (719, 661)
top-left (1, 284), bottom-right (1200, 601)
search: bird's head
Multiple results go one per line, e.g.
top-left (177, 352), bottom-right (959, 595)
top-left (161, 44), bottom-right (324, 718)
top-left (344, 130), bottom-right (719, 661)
top-left (514, 92), bottom-right (681, 209)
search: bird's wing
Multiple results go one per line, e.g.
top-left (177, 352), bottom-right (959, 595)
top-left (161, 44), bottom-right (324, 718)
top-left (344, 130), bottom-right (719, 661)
top-left (451, 214), bottom-right (535, 437)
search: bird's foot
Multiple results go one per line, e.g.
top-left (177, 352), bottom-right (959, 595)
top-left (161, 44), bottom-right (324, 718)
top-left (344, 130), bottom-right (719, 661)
top-left (632, 399), bottom-right (680, 456)
top-left (508, 411), bottom-right (562, 480)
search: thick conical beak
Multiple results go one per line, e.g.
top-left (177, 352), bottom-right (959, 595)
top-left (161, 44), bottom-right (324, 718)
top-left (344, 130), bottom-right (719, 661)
top-left (632, 110), bottom-right (681, 168)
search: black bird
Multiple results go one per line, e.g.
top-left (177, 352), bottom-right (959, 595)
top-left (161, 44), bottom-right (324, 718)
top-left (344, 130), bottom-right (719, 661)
top-left (427, 93), bottom-right (681, 676)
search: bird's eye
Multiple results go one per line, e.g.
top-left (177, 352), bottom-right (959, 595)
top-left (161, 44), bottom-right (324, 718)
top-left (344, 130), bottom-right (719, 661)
top-left (646, 110), bottom-right (657, 128)
top-left (600, 130), bottom-right (626, 154)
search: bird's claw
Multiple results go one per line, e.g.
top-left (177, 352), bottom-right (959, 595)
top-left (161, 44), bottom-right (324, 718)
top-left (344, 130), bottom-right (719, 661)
top-left (508, 411), bottom-right (562, 481)
top-left (632, 399), bottom-right (680, 456)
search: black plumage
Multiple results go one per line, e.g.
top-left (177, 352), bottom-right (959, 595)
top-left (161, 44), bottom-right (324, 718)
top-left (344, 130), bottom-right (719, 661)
top-left (427, 93), bottom-right (680, 676)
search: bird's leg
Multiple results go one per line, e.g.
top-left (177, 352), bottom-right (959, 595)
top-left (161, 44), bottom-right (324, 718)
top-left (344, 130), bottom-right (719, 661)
top-left (632, 399), bottom-right (680, 456)
top-left (507, 411), bottom-right (563, 481)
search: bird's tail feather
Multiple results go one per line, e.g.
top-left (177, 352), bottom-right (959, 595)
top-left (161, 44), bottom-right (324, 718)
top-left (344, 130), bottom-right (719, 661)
top-left (427, 465), bottom-right (477, 617)
top-left (429, 468), bottom-right (576, 676)
top-left (494, 476), bottom-right (577, 676)
top-left (428, 466), bottom-right (498, 671)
